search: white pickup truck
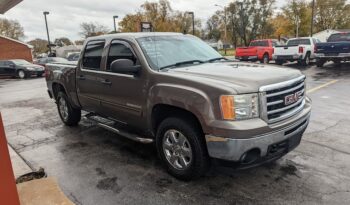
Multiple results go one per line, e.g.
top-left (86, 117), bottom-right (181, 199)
top-left (273, 37), bottom-right (320, 66)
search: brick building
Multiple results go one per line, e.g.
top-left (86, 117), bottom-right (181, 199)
top-left (0, 35), bottom-right (33, 62)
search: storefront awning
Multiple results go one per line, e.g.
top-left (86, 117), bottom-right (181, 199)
top-left (0, 0), bottom-right (22, 14)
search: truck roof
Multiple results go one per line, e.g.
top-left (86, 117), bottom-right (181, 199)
top-left (86, 32), bottom-right (185, 41)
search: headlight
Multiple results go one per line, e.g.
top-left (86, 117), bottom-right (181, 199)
top-left (26, 67), bottom-right (35, 71)
top-left (220, 94), bottom-right (259, 120)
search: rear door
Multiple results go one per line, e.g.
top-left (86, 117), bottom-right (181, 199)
top-left (76, 40), bottom-right (106, 113)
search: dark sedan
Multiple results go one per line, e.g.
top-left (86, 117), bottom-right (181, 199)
top-left (35, 57), bottom-right (69, 67)
top-left (0, 59), bottom-right (45, 79)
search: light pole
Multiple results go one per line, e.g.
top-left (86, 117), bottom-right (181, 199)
top-left (43, 11), bottom-right (51, 55)
top-left (296, 16), bottom-right (300, 38)
top-left (113, 15), bottom-right (118, 33)
top-left (186, 12), bottom-right (195, 35)
top-left (215, 4), bottom-right (228, 55)
top-left (310, 0), bottom-right (315, 37)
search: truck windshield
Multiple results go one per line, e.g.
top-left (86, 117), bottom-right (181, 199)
top-left (328, 33), bottom-right (350, 42)
top-left (287, 39), bottom-right (311, 46)
top-left (137, 35), bottom-right (222, 70)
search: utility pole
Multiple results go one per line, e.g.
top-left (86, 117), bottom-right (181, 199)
top-left (113, 15), bottom-right (118, 33)
top-left (43, 11), bottom-right (51, 55)
top-left (215, 4), bottom-right (228, 55)
top-left (187, 12), bottom-right (195, 35)
top-left (310, 0), bottom-right (315, 37)
top-left (296, 16), bottom-right (300, 38)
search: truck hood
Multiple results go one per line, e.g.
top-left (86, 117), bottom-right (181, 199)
top-left (168, 62), bottom-right (303, 93)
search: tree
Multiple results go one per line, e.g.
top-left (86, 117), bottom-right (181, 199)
top-left (281, 0), bottom-right (311, 37)
top-left (206, 12), bottom-right (222, 41)
top-left (27, 39), bottom-right (49, 56)
top-left (0, 18), bottom-right (24, 40)
top-left (54, 37), bottom-right (73, 47)
top-left (119, 0), bottom-right (201, 36)
top-left (74, 40), bottom-right (85, 45)
top-left (314, 0), bottom-right (350, 32)
top-left (79, 22), bottom-right (109, 38)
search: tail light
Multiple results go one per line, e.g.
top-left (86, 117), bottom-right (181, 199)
top-left (314, 44), bottom-right (317, 53)
top-left (298, 47), bottom-right (304, 54)
top-left (272, 48), bottom-right (274, 54)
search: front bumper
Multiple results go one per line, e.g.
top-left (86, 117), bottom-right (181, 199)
top-left (205, 102), bottom-right (311, 163)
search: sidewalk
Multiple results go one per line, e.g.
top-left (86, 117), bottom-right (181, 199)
top-left (8, 145), bottom-right (32, 179)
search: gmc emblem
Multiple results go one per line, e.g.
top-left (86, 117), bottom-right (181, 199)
top-left (285, 91), bottom-right (303, 106)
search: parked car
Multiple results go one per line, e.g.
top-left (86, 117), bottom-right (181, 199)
top-left (315, 32), bottom-right (350, 67)
top-left (35, 57), bottom-right (69, 67)
top-left (236, 39), bottom-right (279, 64)
top-left (0, 59), bottom-right (44, 79)
top-left (45, 33), bottom-right (311, 180)
top-left (273, 37), bottom-right (320, 66)
top-left (67, 52), bottom-right (80, 61)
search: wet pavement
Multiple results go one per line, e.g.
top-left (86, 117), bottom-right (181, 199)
top-left (1, 63), bottom-right (350, 205)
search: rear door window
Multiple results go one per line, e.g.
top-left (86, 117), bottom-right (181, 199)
top-left (82, 40), bottom-right (105, 70)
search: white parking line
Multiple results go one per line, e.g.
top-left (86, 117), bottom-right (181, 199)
top-left (306, 80), bottom-right (339, 94)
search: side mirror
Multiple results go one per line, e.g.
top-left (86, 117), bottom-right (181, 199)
top-left (110, 59), bottom-right (140, 74)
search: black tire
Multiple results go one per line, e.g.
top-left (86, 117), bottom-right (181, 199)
top-left (260, 53), bottom-right (269, 64)
top-left (275, 60), bottom-right (284, 65)
top-left (301, 53), bottom-right (311, 66)
top-left (156, 117), bottom-right (209, 181)
top-left (17, 70), bottom-right (27, 79)
top-left (316, 59), bottom-right (325, 68)
top-left (56, 92), bottom-right (81, 126)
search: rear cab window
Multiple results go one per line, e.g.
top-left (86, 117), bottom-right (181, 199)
top-left (250, 40), bottom-right (269, 47)
top-left (328, 33), bottom-right (350, 42)
top-left (82, 40), bottom-right (105, 70)
top-left (287, 39), bottom-right (311, 46)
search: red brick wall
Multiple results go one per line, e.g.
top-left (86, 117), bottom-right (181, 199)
top-left (0, 37), bottom-right (33, 62)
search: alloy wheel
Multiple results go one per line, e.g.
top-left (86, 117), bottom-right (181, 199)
top-left (162, 129), bottom-right (193, 170)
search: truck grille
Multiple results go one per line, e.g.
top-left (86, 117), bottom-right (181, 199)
top-left (260, 76), bottom-right (306, 124)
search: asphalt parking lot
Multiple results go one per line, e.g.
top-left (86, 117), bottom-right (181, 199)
top-left (1, 62), bottom-right (350, 205)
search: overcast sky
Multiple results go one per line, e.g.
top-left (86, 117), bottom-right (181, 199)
top-left (0, 0), bottom-right (288, 42)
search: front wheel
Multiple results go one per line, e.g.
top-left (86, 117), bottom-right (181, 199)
top-left (156, 117), bottom-right (209, 181)
top-left (17, 70), bottom-right (27, 79)
top-left (57, 92), bottom-right (81, 126)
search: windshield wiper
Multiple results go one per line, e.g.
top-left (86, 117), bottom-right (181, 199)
top-left (206, 57), bottom-right (228, 63)
top-left (159, 60), bottom-right (205, 70)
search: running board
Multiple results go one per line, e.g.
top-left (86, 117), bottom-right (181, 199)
top-left (85, 114), bottom-right (154, 144)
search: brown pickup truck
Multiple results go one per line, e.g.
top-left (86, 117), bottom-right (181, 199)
top-left (45, 32), bottom-right (311, 180)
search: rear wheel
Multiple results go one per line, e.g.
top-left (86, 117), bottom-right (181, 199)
top-left (17, 70), bottom-right (26, 79)
top-left (57, 92), bottom-right (81, 126)
top-left (260, 53), bottom-right (269, 64)
top-left (316, 59), bottom-right (325, 68)
top-left (156, 117), bottom-right (209, 181)
top-left (301, 53), bottom-right (311, 66)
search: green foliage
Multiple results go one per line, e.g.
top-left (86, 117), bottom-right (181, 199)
top-left (27, 38), bottom-right (49, 56)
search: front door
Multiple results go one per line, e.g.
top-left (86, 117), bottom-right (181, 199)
top-left (98, 40), bottom-right (147, 129)
top-left (76, 40), bottom-right (106, 113)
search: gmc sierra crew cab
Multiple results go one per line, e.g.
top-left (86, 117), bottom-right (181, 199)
top-left (45, 33), bottom-right (311, 180)
top-left (315, 32), bottom-right (350, 67)
top-left (273, 37), bottom-right (320, 66)
top-left (236, 39), bottom-right (279, 64)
